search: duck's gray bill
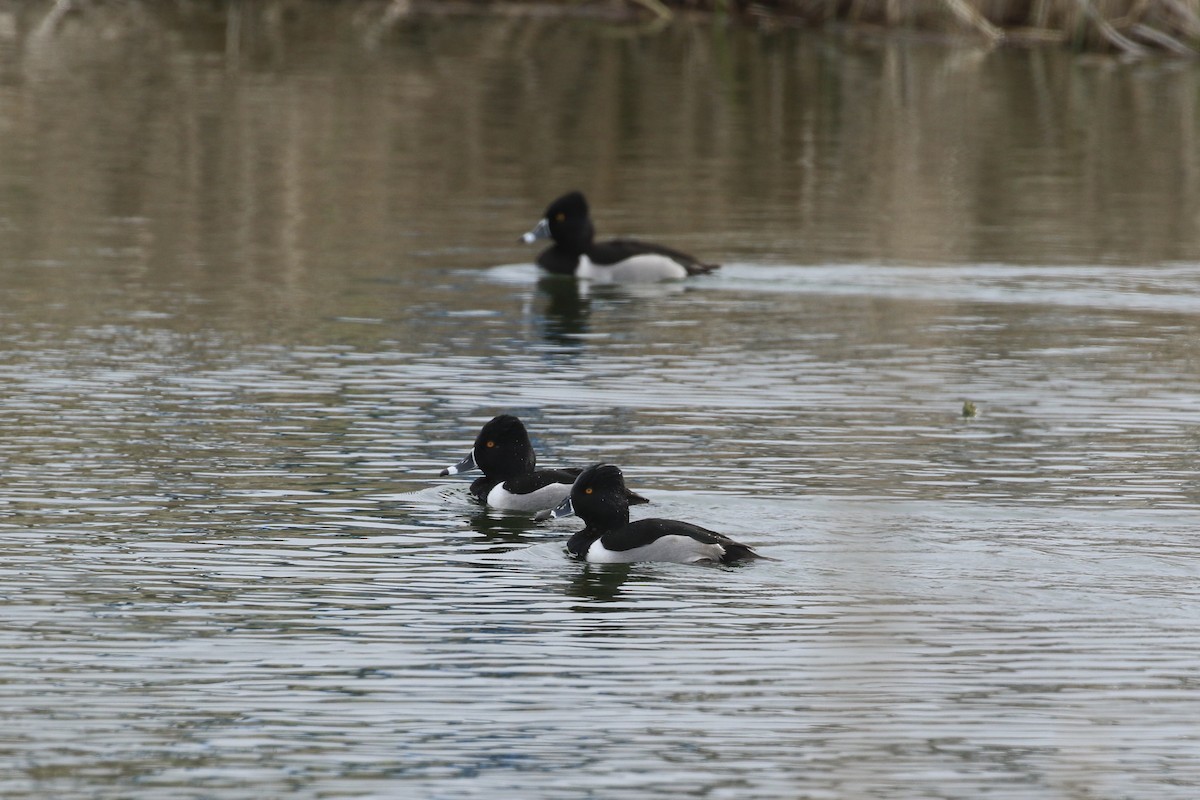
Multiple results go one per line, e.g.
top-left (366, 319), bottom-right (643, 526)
top-left (544, 495), bottom-right (574, 520)
top-left (521, 218), bottom-right (551, 244)
top-left (440, 451), bottom-right (476, 477)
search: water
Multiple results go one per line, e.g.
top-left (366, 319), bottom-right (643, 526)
top-left (1, 4), bottom-right (1199, 798)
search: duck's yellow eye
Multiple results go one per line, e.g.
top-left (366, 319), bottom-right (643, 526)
top-left (486, 440), bottom-right (495, 448)
top-left (555, 212), bottom-right (566, 222)
top-left (585, 487), bottom-right (593, 494)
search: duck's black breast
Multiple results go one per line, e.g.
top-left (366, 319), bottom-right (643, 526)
top-left (537, 247), bottom-right (582, 276)
top-left (469, 476), bottom-right (500, 502)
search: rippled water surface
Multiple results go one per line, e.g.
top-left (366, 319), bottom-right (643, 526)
top-left (2, 4), bottom-right (1200, 798)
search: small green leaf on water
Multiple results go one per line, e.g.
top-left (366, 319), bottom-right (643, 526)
top-left (962, 400), bottom-right (977, 418)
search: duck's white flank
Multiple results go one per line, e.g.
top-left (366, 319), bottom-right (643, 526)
top-left (585, 535), bottom-right (726, 564)
top-left (576, 254), bottom-right (688, 283)
top-left (486, 481), bottom-right (573, 512)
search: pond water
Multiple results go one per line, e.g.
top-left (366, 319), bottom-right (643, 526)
top-left (1, 4), bottom-right (1199, 798)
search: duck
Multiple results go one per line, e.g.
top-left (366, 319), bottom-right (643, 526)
top-left (521, 191), bottom-right (719, 282)
top-left (546, 463), bottom-right (760, 564)
top-left (439, 415), bottom-right (649, 513)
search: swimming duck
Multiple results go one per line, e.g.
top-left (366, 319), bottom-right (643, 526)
top-left (521, 191), bottom-right (719, 282)
top-left (547, 463), bottom-right (760, 564)
top-left (440, 415), bottom-right (648, 513)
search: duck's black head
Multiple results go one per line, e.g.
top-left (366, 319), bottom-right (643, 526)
top-left (568, 463), bottom-right (640, 531)
top-left (472, 414), bottom-right (536, 479)
top-left (539, 191), bottom-right (594, 254)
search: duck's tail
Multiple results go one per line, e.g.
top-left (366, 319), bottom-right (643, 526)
top-left (685, 261), bottom-right (720, 276)
top-left (720, 543), bottom-right (765, 563)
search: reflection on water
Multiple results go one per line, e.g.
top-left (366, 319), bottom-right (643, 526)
top-left (535, 275), bottom-right (592, 343)
top-left (2, 4), bottom-right (1200, 799)
top-left (563, 564), bottom-right (636, 603)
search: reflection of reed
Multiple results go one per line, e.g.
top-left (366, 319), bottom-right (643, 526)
top-left (598, 0), bottom-right (1200, 56)
top-left (16, 0), bottom-right (1200, 57)
top-left (5, 0), bottom-right (1200, 333)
